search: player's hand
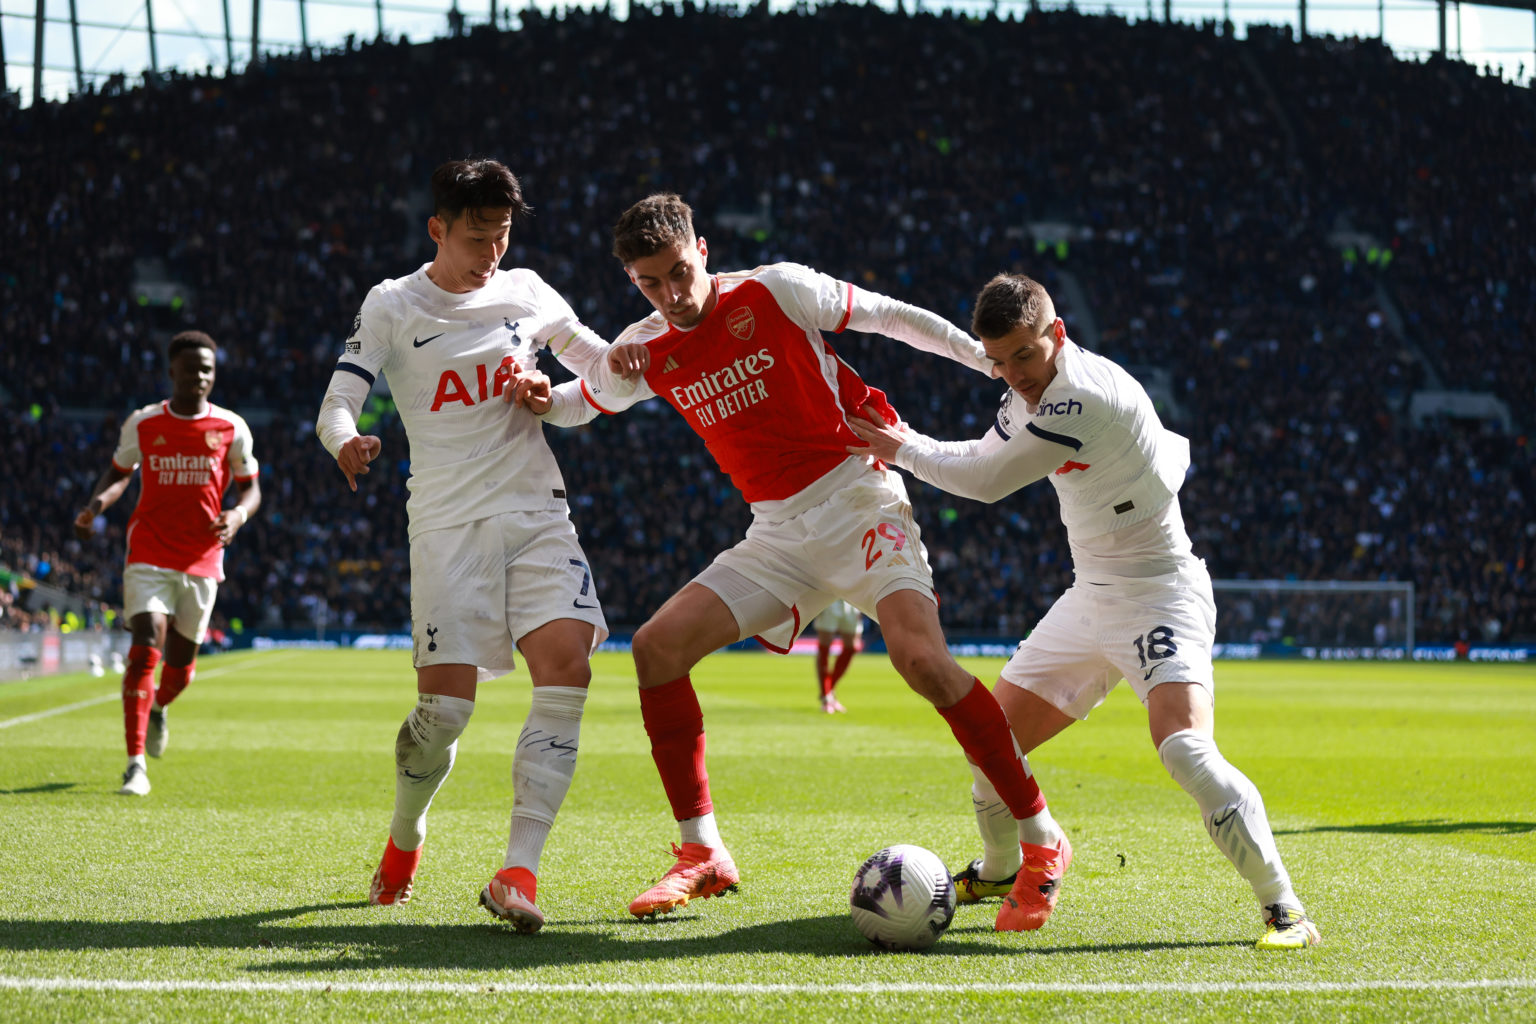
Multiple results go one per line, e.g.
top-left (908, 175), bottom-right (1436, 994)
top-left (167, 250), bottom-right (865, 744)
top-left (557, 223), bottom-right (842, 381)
top-left (845, 404), bottom-right (910, 461)
top-left (337, 435), bottom-right (382, 492)
top-left (607, 343), bottom-right (650, 380)
top-left (507, 368), bottom-right (553, 414)
top-left (210, 506), bottom-right (248, 546)
top-left (72, 506), bottom-right (97, 541)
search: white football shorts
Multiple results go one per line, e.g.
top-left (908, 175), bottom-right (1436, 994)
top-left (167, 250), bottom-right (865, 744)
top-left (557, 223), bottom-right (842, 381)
top-left (699, 467), bottom-right (933, 649)
top-left (409, 510), bottom-right (609, 680)
top-left (814, 599), bottom-right (864, 637)
top-left (122, 562), bottom-right (219, 643)
top-left (997, 564), bottom-right (1217, 719)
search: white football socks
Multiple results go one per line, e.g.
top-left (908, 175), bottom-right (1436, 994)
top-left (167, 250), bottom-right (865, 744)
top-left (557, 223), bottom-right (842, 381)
top-left (389, 693), bottom-right (473, 853)
top-left (1158, 729), bottom-right (1300, 914)
top-left (504, 686), bottom-right (588, 873)
top-left (680, 812), bottom-right (723, 850)
top-left (967, 759), bottom-right (1061, 877)
top-left (970, 779), bottom-right (1023, 880)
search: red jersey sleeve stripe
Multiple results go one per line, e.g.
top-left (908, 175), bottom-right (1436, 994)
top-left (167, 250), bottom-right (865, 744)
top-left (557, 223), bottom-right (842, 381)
top-left (833, 281), bottom-right (853, 333)
top-left (111, 459), bottom-right (136, 474)
top-left (579, 379), bottom-right (619, 415)
top-left (234, 471), bottom-right (260, 482)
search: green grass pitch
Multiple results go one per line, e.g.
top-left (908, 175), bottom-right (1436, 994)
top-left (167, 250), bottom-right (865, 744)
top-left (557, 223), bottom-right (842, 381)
top-left (1, 649), bottom-right (1533, 1022)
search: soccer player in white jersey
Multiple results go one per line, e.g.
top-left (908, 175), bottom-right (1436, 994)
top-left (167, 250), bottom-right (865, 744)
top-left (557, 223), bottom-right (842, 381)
top-left (315, 159), bottom-right (618, 934)
top-left (847, 273), bottom-right (1321, 950)
top-left (813, 599), bottom-right (863, 713)
top-left (530, 193), bottom-right (1062, 931)
top-left (74, 330), bottom-right (261, 797)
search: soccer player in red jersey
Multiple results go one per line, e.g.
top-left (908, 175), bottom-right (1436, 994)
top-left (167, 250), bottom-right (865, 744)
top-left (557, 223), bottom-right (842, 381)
top-left (533, 194), bottom-right (1063, 930)
top-left (813, 600), bottom-right (862, 713)
top-left (74, 330), bottom-right (261, 797)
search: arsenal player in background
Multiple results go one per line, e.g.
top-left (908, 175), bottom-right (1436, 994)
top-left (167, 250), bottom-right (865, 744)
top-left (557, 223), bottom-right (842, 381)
top-left (74, 330), bottom-right (261, 797)
top-left (531, 193), bottom-right (1067, 933)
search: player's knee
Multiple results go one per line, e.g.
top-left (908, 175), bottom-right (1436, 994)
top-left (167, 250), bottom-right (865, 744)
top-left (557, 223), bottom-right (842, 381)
top-left (395, 694), bottom-right (473, 766)
top-left (525, 648), bottom-right (592, 688)
top-left (631, 619), bottom-right (676, 680)
top-left (1158, 729), bottom-right (1222, 797)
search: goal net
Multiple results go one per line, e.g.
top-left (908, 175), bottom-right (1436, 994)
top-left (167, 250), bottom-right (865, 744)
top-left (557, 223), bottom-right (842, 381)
top-left (1211, 579), bottom-right (1416, 657)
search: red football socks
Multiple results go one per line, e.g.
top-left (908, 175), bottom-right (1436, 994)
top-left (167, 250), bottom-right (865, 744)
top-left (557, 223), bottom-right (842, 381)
top-left (829, 645), bottom-right (856, 687)
top-left (638, 676), bottom-right (713, 820)
top-left (156, 660), bottom-right (195, 708)
top-left (938, 679), bottom-right (1047, 820)
top-left (122, 644), bottom-right (160, 756)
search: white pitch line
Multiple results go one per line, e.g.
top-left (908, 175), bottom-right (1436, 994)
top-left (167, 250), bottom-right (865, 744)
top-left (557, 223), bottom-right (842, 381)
top-left (0, 652), bottom-right (298, 731)
top-left (0, 977), bottom-right (1532, 996)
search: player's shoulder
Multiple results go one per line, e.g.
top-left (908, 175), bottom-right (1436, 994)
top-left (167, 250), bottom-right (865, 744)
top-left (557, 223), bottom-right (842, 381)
top-left (487, 265), bottom-right (551, 302)
top-left (1061, 343), bottom-right (1149, 412)
top-left (203, 403), bottom-right (253, 431)
top-left (724, 262), bottom-right (821, 290)
top-left (122, 401), bottom-right (169, 429)
top-left (616, 314), bottom-right (673, 347)
top-left (365, 266), bottom-right (422, 301)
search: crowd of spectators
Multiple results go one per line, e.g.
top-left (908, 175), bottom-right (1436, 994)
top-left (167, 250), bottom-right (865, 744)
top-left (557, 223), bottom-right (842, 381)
top-left (1, 6), bottom-right (1529, 647)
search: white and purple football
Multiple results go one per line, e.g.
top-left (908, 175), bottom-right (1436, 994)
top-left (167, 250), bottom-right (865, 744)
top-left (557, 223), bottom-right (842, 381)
top-left (850, 844), bottom-right (957, 951)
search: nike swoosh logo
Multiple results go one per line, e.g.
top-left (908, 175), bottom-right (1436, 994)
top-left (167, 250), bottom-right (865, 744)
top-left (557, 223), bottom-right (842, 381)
top-left (1211, 809), bottom-right (1237, 829)
top-left (1143, 668), bottom-right (1156, 681)
top-left (412, 333), bottom-right (445, 348)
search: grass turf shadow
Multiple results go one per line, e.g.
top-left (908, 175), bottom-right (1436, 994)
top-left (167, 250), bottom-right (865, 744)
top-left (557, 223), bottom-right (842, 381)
top-left (0, 903), bottom-right (1246, 972)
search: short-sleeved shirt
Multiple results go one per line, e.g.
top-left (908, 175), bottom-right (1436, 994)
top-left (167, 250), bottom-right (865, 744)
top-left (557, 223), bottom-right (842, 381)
top-left (112, 401), bottom-right (259, 580)
top-left (336, 264), bottom-right (585, 537)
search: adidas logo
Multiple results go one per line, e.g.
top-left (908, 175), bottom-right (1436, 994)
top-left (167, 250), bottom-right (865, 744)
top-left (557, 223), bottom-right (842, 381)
top-left (153, 435), bottom-right (167, 446)
top-left (662, 355), bottom-right (680, 373)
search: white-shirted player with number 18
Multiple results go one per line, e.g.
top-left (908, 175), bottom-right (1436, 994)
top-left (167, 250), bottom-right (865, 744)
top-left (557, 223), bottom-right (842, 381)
top-left (316, 158), bottom-right (619, 933)
top-left (847, 272), bottom-right (1321, 950)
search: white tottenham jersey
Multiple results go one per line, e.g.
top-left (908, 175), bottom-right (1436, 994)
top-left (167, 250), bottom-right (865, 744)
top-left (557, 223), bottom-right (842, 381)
top-left (894, 338), bottom-right (1198, 580)
top-left (317, 264), bottom-right (609, 538)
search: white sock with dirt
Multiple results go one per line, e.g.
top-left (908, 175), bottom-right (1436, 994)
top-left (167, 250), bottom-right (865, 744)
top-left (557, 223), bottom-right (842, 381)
top-left (504, 686), bottom-right (588, 873)
top-left (1158, 728), bottom-right (1301, 914)
top-left (389, 693), bottom-right (473, 852)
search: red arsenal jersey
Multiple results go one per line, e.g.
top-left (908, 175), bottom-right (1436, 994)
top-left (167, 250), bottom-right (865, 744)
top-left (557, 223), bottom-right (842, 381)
top-left (585, 264), bottom-right (898, 504)
top-left (111, 401), bottom-right (260, 580)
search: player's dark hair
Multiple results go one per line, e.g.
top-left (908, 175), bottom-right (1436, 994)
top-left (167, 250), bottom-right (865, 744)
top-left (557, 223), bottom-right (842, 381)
top-left (972, 273), bottom-right (1055, 341)
top-left (167, 330), bottom-right (218, 362)
top-left (612, 193), bottom-right (696, 265)
top-left (430, 158), bottom-right (530, 226)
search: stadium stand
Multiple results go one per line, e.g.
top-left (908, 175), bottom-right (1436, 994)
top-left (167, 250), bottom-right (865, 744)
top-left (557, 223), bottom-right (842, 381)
top-left (1, 7), bottom-right (1530, 646)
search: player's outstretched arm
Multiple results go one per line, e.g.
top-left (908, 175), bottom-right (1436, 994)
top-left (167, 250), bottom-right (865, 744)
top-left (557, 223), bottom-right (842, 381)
top-left (73, 464), bottom-right (134, 539)
top-left (884, 421), bottom-right (1066, 504)
top-left (847, 288), bottom-right (991, 376)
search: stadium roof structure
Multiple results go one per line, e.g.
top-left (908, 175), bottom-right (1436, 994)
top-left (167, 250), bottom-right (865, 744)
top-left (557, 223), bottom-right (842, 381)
top-left (2, 0), bottom-right (1533, 107)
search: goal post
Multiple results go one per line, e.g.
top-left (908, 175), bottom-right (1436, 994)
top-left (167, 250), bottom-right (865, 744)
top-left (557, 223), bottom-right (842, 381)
top-left (1211, 579), bottom-right (1416, 657)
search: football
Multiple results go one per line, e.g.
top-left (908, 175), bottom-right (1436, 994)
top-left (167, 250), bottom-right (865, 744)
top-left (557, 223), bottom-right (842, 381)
top-left (849, 844), bottom-right (957, 951)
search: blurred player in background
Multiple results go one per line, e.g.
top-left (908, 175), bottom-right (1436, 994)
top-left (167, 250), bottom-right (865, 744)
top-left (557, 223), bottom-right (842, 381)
top-left (532, 193), bottom-right (1061, 931)
top-left (73, 330), bottom-right (260, 798)
top-left (848, 272), bottom-right (1320, 950)
top-left (316, 158), bottom-right (619, 933)
top-left (812, 599), bottom-right (862, 713)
